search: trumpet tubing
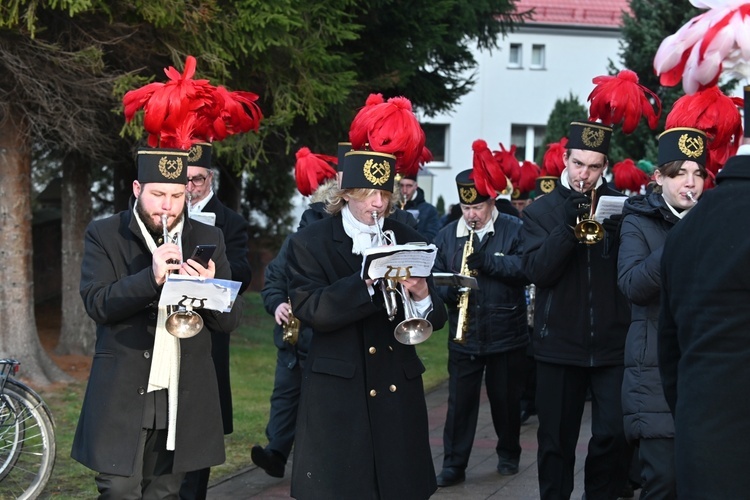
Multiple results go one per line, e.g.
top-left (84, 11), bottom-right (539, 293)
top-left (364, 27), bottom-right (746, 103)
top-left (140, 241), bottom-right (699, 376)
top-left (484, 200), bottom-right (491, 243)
top-left (282, 299), bottom-right (300, 345)
top-left (573, 181), bottom-right (604, 245)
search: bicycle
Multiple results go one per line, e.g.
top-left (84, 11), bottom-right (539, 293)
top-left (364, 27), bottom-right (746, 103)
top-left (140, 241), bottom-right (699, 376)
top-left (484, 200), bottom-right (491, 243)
top-left (0, 359), bottom-right (56, 499)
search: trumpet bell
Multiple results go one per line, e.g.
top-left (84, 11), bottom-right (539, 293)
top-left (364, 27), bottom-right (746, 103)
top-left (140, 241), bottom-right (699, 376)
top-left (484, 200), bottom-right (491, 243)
top-left (165, 307), bottom-right (204, 338)
top-left (394, 318), bottom-right (433, 345)
top-left (574, 219), bottom-right (604, 245)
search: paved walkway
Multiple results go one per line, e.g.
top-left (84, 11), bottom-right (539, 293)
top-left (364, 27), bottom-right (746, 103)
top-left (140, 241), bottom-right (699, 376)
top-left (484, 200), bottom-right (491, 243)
top-left (207, 380), bottom-right (637, 499)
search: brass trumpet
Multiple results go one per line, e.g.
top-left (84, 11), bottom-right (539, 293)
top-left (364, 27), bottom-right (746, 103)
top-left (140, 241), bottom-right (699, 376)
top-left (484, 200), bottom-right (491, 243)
top-left (573, 181), bottom-right (604, 245)
top-left (282, 298), bottom-right (300, 345)
top-left (371, 211), bottom-right (432, 345)
top-left (161, 214), bottom-right (204, 338)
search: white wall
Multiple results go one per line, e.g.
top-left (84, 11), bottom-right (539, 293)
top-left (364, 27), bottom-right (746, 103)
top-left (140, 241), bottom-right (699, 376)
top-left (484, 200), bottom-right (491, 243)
top-left (419, 25), bottom-right (623, 210)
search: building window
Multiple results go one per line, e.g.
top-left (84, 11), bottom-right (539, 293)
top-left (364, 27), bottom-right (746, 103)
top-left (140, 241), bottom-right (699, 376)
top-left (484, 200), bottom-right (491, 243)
top-left (508, 43), bottom-right (522, 68)
top-left (511, 124), bottom-right (547, 162)
top-left (421, 123), bottom-right (448, 164)
top-left (531, 44), bottom-right (546, 69)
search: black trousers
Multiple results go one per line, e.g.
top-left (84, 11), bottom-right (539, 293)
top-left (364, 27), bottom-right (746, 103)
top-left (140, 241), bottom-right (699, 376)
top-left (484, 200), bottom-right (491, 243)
top-left (535, 362), bottom-right (629, 500)
top-left (95, 428), bottom-right (183, 499)
top-left (265, 346), bottom-right (304, 459)
top-left (441, 346), bottom-right (526, 470)
top-left (639, 437), bottom-right (676, 500)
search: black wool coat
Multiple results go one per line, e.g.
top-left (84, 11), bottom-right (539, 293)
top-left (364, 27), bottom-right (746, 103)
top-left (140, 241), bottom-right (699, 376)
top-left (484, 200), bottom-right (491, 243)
top-left (521, 179), bottom-right (631, 366)
top-left (286, 214), bottom-right (447, 500)
top-left (659, 155), bottom-right (750, 498)
top-left (71, 208), bottom-right (243, 476)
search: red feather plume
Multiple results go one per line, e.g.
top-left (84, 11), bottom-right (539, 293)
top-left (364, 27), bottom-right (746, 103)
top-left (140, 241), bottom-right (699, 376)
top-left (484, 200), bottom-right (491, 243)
top-left (294, 147), bottom-right (338, 197)
top-left (471, 140), bottom-right (507, 197)
top-left (348, 95), bottom-right (425, 178)
top-left (612, 158), bottom-right (650, 193)
top-left (123, 55), bottom-right (263, 149)
top-left (541, 137), bottom-right (568, 177)
top-left (493, 143), bottom-right (521, 185)
top-left (665, 85), bottom-right (743, 175)
top-left (588, 69), bottom-right (662, 134)
top-left (517, 160), bottom-right (541, 194)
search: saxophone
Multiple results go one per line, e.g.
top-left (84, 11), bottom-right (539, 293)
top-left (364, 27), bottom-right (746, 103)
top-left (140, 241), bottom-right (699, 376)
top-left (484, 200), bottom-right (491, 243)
top-left (453, 222), bottom-right (476, 344)
top-left (282, 298), bottom-right (300, 345)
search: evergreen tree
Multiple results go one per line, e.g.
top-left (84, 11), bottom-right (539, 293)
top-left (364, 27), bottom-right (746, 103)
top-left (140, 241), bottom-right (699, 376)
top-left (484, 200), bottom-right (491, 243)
top-left (536, 93), bottom-right (587, 166)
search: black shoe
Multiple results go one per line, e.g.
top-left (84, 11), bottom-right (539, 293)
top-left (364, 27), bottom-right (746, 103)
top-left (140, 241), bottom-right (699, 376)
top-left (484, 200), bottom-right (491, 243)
top-left (436, 468), bottom-right (465, 487)
top-left (497, 460), bottom-right (519, 476)
top-left (251, 445), bottom-right (286, 478)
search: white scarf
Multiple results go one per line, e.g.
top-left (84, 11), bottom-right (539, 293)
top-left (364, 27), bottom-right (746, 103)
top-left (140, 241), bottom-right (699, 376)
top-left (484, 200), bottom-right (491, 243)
top-left (342, 205), bottom-right (383, 255)
top-left (134, 208), bottom-right (184, 451)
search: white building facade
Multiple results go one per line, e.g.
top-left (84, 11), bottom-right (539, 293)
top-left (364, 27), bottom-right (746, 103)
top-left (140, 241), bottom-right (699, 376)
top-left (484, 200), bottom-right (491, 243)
top-left (418, 0), bottom-right (630, 210)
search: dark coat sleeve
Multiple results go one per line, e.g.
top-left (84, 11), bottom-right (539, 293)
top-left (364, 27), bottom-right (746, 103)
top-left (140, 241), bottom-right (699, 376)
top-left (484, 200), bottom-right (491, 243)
top-left (261, 236), bottom-right (291, 317)
top-left (617, 215), bottom-right (663, 306)
top-left (220, 206), bottom-right (252, 294)
top-left (521, 196), bottom-right (578, 287)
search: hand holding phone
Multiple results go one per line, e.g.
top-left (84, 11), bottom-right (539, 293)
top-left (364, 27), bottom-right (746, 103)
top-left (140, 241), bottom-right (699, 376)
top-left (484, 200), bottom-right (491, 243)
top-left (189, 244), bottom-right (217, 268)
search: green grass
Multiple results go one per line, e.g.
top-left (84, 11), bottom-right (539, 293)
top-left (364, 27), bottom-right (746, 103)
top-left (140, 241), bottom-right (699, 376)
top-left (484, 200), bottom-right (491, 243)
top-left (34, 292), bottom-right (449, 497)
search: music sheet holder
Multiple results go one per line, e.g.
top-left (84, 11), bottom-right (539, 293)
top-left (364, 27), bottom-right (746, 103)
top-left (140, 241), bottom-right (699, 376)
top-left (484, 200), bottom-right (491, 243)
top-left (432, 272), bottom-right (479, 290)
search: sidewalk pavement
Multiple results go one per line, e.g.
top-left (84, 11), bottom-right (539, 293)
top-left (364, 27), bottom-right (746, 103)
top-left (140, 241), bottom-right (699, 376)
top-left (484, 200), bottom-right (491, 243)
top-left (207, 380), bottom-right (638, 499)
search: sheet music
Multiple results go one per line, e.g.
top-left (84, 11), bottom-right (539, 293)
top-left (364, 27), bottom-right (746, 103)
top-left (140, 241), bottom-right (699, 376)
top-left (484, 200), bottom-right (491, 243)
top-left (432, 272), bottom-right (479, 289)
top-left (158, 274), bottom-right (241, 312)
top-left (189, 211), bottom-right (217, 226)
top-left (594, 195), bottom-right (626, 222)
top-left (361, 243), bottom-right (438, 280)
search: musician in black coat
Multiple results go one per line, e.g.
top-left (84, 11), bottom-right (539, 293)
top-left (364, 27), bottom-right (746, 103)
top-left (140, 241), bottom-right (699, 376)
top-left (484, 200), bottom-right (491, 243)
top-left (521, 122), bottom-right (631, 500)
top-left (432, 169), bottom-right (529, 487)
top-left (659, 140), bottom-right (750, 499)
top-left (73, 148), bottom-right (242, 498)
top-left (286, 150), bottom-right (447, 499)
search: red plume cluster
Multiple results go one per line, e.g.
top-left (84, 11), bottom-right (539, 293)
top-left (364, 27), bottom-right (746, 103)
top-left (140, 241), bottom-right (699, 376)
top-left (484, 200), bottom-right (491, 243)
top-left (665, 85), bottom-right (743, 175)
top-left (588, 69), bottom-right (662, 134)
top-left (123, 55), bottom-right (263, 149)
top-left (294, 148), bottom-right (338, 197)
top-left (517, 161), bottom-right (541, 194)
top-left (612, 158), bottom-right (650, 193)
top-left (492, 143), bottom-right (521, 186)
top-left (471, 140), bottom-right (508, 197)
top-left (348, 94), bottom-right (426, 178)
top-left (541, 137), bottom-right (568, 177)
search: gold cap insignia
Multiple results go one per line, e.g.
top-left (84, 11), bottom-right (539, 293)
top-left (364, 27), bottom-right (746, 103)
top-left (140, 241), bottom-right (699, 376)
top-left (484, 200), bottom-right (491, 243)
top-left (539, 178), bottom-right (556, 194)
top-left (158, 156), bottom-right (184, 180)
top-left (678, 133), bottom-right (704, 158)
top-left (582, 127), bottom-right (605, 149)
top-left (188, 144), bottom-right (203, 163)
top-left (460, 186), bottom-right (478, 204)
top-left (363, 158), bottom-right (392, 186)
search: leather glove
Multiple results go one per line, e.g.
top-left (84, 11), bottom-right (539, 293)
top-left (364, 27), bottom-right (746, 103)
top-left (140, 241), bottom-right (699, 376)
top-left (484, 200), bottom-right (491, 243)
top-left (466, 251), bottom-right (491, 272)
top-left (602, 213), bottom-right (624, 234)
top-left (564, 191), bottom-right (590, 227)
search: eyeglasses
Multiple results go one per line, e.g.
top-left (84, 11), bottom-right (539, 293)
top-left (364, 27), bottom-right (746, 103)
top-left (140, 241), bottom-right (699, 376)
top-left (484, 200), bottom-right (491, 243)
top-left (187, 175), bottom-right (207, 187)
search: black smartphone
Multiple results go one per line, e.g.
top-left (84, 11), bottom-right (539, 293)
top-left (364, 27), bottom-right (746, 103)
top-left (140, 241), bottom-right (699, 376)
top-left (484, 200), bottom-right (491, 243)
top-left (189, 244), bottom-right (217, 268)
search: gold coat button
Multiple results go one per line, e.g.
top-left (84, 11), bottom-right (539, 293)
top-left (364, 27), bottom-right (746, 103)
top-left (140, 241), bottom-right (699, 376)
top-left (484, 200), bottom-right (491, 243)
top-left (389, 385), bottom-right (397, 392)
top-left (369, 389), bottom-right (377, 397)
top-left (368, 347), bottom-right (376, 354)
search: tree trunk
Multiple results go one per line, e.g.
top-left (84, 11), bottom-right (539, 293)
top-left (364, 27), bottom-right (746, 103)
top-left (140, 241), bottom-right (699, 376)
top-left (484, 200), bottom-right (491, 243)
top-left (0, 107), bottom-right (70, 387)
top-left (56, 151), bottom-right (96, 355)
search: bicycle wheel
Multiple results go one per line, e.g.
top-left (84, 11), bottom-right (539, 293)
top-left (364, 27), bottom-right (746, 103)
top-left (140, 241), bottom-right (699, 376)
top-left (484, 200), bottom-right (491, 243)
top-left (0, 380), bottom-right (56, 500)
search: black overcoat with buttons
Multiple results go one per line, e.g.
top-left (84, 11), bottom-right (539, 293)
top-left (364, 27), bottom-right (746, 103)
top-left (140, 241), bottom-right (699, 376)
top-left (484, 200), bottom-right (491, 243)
top-left (71, 204), bottom-right (243, 476)
top-left (286, 213), bottom-right (447, 500)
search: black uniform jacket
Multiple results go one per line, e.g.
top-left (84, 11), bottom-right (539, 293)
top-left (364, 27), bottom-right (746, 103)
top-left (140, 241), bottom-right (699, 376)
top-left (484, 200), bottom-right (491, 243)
top-left (72, 207), bottom-right (243, 475)
top-left (659, 155), bottom-right (750, 498)
top-left (521, 180), bottom-right (630, 367)
top-left (433, 213), bottom-right (529, 355)
top-left (286, 214), bottom-right (447, 500)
